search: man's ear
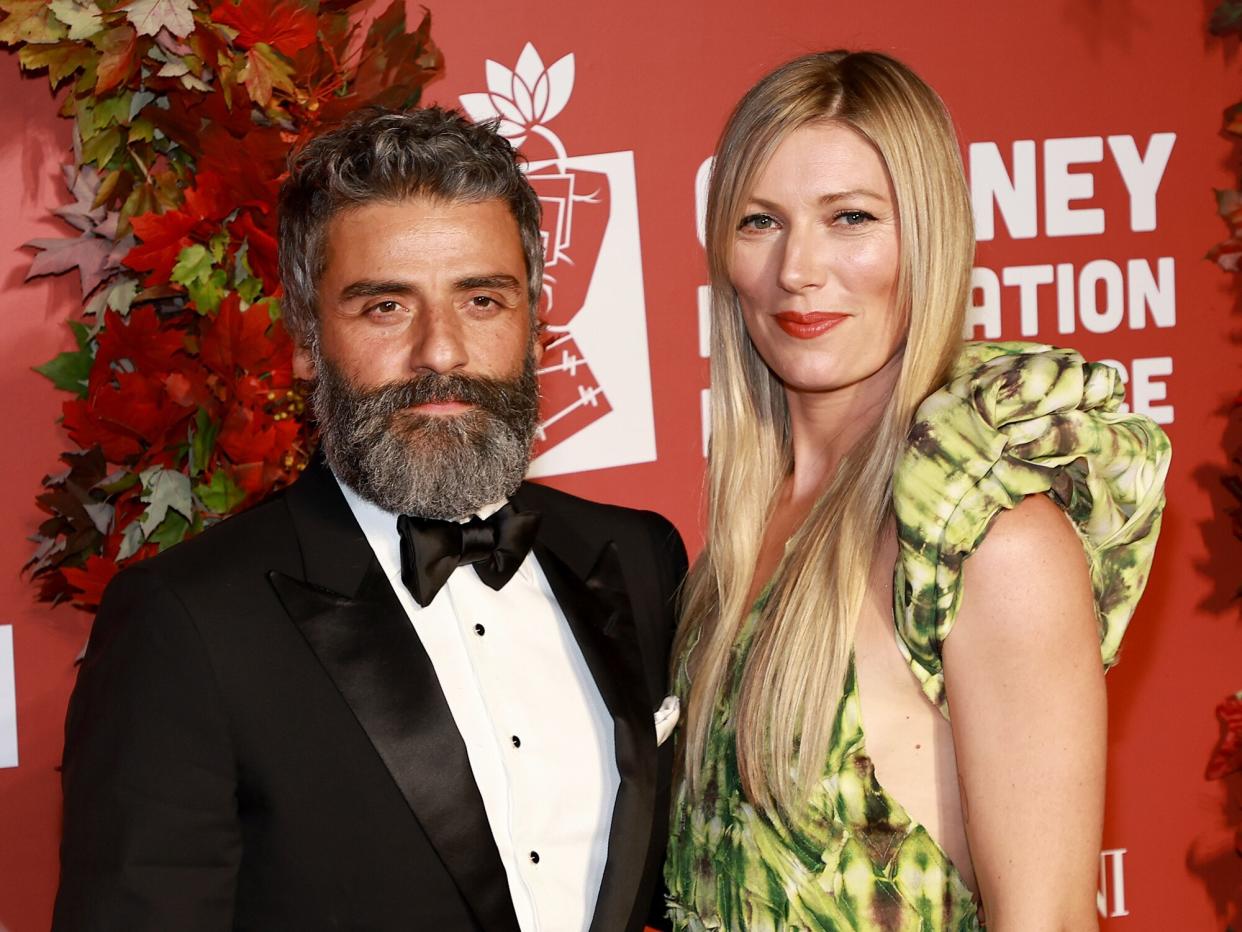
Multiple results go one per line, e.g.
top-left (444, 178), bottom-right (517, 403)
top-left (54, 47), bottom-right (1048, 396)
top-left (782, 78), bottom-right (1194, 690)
top-left (293, 342), bottom-right (316, 380)
top-left (532, 317), bottom-right (549, 365)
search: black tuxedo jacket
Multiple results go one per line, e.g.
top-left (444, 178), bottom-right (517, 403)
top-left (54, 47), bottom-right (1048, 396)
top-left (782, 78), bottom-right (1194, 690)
top-left (53, 459), bottom-right (687, 932)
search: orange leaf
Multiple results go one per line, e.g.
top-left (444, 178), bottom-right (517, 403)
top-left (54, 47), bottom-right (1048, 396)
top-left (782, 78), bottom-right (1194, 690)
top-left (242, 44), bottom-right (273, 105)
top-left (94, 23), bottom-right (137, 95)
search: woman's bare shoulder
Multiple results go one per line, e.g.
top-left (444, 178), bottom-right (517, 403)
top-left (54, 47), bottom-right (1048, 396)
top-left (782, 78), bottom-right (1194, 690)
top-left (955, 493), bottom-right (1095, 648)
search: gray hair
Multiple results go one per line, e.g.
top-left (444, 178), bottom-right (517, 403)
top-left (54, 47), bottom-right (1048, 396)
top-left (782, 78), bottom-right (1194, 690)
top-left (277, 106), bottom-right (544, 348)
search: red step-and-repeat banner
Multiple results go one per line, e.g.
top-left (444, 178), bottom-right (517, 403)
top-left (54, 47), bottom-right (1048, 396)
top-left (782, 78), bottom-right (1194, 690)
top-left (1, 2), bottom-right (1239, 928)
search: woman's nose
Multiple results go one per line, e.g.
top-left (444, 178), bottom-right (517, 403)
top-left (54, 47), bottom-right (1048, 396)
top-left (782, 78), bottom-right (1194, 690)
top-left (776, 224), bottom-right (827, 293)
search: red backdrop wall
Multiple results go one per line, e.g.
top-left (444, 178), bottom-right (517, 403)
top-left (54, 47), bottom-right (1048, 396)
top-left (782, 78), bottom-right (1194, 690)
top-left (1, 2), bottom-right (1239, 928)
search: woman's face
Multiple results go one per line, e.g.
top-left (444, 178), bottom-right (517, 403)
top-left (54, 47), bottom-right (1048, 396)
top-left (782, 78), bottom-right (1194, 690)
top-left (730, 121), bottom-right (904, 398)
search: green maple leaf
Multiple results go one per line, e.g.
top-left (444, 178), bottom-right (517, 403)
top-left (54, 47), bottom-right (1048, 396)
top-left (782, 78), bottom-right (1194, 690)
top-left (80, 124), bottom-right (122, 167)
top-left (148, 509), bottom-right (190, 550)
top-left (48, 0), bottom-right (101, 41)
top-left (208, 230), bottom-right (229, 263)
top-left (188, 269), bottom-right (227, 312)
top-left (0, 0), bottom-right (70, 45)
top-left (171, 243), bottom-right (212, 284)
top-left (126, 0), bottom-right (196, 39)
top-left (235, 274), bottom-right (262, 305)
top-left (188, 406), bottom-right (217, 476)
top-left (195, 470), bottom-right (245, 514)
top-left (137, 465), bottom-right (193, 537)
top-left (128, 116), bottom-right (155, 143)
top-left (93, 91), bottom-right (131, 128)
top-left (33, 321), bottom-right (93, 397)
top-left (171, 243), bottom-right (228, 311)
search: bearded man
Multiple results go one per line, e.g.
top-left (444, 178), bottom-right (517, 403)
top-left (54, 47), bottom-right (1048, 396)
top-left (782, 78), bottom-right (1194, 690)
top-left (53, 107), bottom-right (686, 932)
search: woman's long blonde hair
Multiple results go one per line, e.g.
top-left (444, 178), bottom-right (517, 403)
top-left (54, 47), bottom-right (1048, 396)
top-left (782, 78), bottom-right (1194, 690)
top-left (675, 51), bottom-right (975, 813)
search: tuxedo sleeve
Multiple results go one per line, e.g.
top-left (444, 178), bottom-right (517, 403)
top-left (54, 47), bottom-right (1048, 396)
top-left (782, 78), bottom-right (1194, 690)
top-left (642, 511), bottom-right (687, 932)
top-left (649, 513), bottom-right (688, 656)
top-left (54, 566), bottom-right (241, 931)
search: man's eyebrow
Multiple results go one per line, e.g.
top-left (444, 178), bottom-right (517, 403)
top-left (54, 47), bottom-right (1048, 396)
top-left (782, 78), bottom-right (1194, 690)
top-left (455, 274), bottom-right (522, 293)
top-left (338, 279), bottom-right (417, 302)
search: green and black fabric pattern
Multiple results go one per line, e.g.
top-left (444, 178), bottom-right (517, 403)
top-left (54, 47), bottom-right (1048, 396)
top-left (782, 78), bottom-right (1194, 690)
top-left (665, 342), bottom-right (1169, 930)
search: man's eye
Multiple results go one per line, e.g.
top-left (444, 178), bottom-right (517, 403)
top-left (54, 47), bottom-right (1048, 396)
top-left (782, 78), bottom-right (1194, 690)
top-left (739, 213), bottom-right (777, 231)
top-left (368, 300), bottom-right (404, 315)
top-left (470, 295), bottom-right (499, 309)
top-left (836, 210), bottom-right (877, 226)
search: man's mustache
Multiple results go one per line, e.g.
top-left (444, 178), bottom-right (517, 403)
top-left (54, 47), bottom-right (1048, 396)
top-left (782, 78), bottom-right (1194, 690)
top-left (348, 371), bottom-right (529, 419)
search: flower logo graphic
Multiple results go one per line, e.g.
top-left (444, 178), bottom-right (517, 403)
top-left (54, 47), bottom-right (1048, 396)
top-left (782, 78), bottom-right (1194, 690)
top-left (459, 43), bottom-right (656, 476)
top-left (459, 43), bottom-right (574, 157)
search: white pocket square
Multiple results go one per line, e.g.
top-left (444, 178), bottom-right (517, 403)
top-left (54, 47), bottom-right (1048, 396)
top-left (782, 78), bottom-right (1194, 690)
top-left (654, 695), bottom-right (680, 747)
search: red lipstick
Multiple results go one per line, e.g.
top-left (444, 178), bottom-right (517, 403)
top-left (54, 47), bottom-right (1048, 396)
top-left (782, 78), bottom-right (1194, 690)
top-left (773, 312), bottom-right (848, 339)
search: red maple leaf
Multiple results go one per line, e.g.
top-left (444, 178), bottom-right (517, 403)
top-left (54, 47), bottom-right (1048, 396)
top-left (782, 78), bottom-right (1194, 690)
top-left (92, 306), bottom-right (189, 376)
top-left (216, 402), bottom-right (302, 495)
top-left (62, 555), bottom-right (121, 608)
top-left (182, 169), bottom-right (233, 222)
top-left (200, 293), bottom-right (291, 378)
top-left (64, 370), bottom-right (194, 465)
top-left (125, 209), bottom-right (202, 285)
top-left (125, 171), bottom-right (234, 285)
top-left (211, 0), bottom-right (318, 58)
top-left (199, 126), bottom-right (285, 206)
top-left (229, 209), bottom-right (281, 294)
top-left (163, 366), bottom-right (215, 411)
top-left (145, 84), bottom-right (254, 157)
top-left (234, 372), bottom-right (294, 409)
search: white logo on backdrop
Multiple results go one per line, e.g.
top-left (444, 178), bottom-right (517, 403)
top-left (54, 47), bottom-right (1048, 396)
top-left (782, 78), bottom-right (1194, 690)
top-left (0, 626), bottom-right (17, 769)
top-left (461, 44), bottom-right (656, 477)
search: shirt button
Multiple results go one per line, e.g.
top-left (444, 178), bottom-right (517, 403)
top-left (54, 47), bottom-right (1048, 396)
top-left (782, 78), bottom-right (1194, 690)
top-left (529, 851), bottom-right (540, 864)
top-left (511, 735), bottom-right (521, 748)
top-left (473, 624), bottom-right (485, 636)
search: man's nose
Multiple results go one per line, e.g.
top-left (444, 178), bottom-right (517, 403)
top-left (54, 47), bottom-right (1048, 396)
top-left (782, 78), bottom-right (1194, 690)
top-left (409, 305), bottom-right (468, 374)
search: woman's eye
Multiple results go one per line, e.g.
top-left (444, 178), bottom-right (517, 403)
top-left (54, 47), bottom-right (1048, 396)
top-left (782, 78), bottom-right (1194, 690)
top-left (835, 210), bottom-right (876, 226)
top-left (739, 213), bottom-right (777, 231)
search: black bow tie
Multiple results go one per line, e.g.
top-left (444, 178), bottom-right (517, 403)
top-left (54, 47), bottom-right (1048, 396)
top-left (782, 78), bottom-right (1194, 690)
top-left (396, 503), bottom-right (542, 608)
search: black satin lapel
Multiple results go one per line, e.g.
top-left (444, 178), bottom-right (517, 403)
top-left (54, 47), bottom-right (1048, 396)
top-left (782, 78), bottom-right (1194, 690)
top-left (268, 565), bottom-right (521, 932)
top-left (534, 541), bottom-right (658, 932)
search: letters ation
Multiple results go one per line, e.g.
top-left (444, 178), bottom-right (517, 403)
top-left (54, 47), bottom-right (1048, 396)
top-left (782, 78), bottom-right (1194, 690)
top-left (966, 259), bottom-right (1176, 339)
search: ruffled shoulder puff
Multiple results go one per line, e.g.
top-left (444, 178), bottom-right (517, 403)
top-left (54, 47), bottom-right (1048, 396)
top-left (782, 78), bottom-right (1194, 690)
top-left (892, 341), bottom-right (1171, 716)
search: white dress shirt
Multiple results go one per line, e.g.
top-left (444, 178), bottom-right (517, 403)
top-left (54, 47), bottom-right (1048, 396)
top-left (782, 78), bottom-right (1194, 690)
top-left (338, 479), bottom-right (619, 932)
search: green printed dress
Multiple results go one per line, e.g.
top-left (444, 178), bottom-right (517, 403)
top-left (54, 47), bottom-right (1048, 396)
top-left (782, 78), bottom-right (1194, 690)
top-left (665, 342), bottom-right (1170, 931)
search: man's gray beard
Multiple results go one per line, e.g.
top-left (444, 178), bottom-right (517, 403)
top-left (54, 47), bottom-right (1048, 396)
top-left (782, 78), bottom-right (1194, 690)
top-left (311, 349), bottom-right (541, 520)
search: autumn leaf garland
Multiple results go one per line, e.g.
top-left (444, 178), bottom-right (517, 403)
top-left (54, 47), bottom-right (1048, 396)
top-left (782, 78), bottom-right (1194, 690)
top-left (1, 0), bottom-right (444, 609)
top-left (1207, 1), bottom-right (1242, 795)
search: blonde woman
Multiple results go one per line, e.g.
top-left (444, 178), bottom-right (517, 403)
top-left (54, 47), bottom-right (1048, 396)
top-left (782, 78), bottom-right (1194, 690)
top-left (665, 52), bottom-right (1169, 931)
